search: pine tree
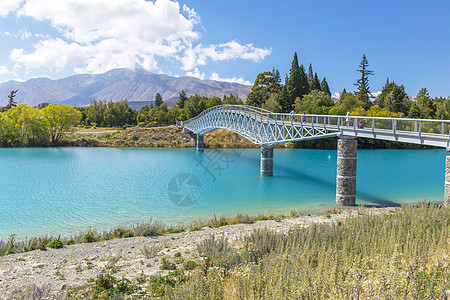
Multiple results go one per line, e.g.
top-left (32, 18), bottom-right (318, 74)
top-left (321, 77), bottom-right (331, 96)
top-left (285, 53), bottom-right (302, 108)
top-left (154, 93), bottom-right (163, 107)
top-left (177, 90), bottom-right (187, 109)
top-left (311, 73), bottom-right (321, 91)
top-left (308, 64), bottom-right (314, 86)
top-left (5, 89), bottom-right (18, 110)
top-left (340, 88), bottom-right (347, 101)
top-left (298, 64), bottom-right (310, 97)
top-left (354, 54), bottom-right (374, 109)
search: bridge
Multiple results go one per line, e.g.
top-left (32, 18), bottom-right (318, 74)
top-left (177, 105), bottom-right (450, 207)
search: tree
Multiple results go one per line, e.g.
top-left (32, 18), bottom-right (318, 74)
top-left (310, 73), bottom-right (321, 91)
top-left (307, 64), bottom-right (314, 87)
top-left (246, 71), bottom-right (281, 107)
top-left (413, 88), bottom-right (436, 118)
top-left (223, 94), bottom-right (243, 105)
top-left (5, 90), bottom-right (18, 111)
top-left (329, 93), bottom-right (366, 115)
top-left (262, 93), bottom-right (282, 112)
top-left (294, 90), bottom-right (334, 115)
top-left (154, 93), bottom-right (163, 107)
top-left (354, 54), bottom-right (374, 109)
top-left (177, 90), bottom-right (187, 109)
top-left (321, 77), bottom-right (331, 96)
top-left (285, 53), bottom-right (310, 112)
top-left (182, 94), bottom-right (207, 119)
top-left (43, 104), bottom-right (81, 143)
top-left (374, 78), bottom-right (409, 114)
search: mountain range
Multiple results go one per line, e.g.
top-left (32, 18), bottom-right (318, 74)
top-left (0, 69), bottom-right (252, 110)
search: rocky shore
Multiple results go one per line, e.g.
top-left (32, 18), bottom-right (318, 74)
top-left (0, 207), bottom-right (394, 299)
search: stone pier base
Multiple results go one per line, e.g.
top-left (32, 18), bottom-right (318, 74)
top-left (196, 134), bottom-right (204, 151)
top-left (445, 155), bottom-right (450, 207)
top-left (261, 144), bottom-right (273, 176)
top-left (336, 137), bottom-right (357, 206)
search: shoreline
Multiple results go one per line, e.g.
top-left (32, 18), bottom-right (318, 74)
top-left (0, 205), bottom-right (397, 298)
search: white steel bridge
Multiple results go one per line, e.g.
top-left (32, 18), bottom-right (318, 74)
top-left (177, 105), bottom-right (450, 206)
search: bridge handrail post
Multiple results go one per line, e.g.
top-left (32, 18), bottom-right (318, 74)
top-left (414, 121), bottom-right (417, 133)
top-left (372, 119), bottom-right (375, 134)
top-left (337, 117), bottom-right (340, 130)
top-left (419, 121), bottom-right (422, 138)
top-left (442, 122), bottom-right (445, 136)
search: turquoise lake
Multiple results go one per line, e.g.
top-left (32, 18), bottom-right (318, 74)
top-left (0, 147), bottom-right (446, 240)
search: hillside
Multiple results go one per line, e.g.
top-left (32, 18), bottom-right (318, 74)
top-left (0, 69), bottom-right (251, 108)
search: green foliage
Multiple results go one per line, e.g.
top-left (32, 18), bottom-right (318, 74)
top-left (261, 93), bottom-right (282, 112)
top-left (83, 233), bottom-right (96, 243)
top-left (246, 71), bottom-right (282, 107)
top-left (184, 260), bottom-right (198, 270)
top-left (5, 89), bottom-right (18, 111)
top-left (154, 93), bottom-right (164, 107)
top-left (284, 53), bottom-right (310, 111)
top-left (329, 92), bottom-right (366, 115)
top-left (321, 77), bottom-right (331, 96)
top-left (160, 258), bottom-right (177, 270)
top-left (374, 78), bottom-right (409, 114)
top-left (294, 90), bottom-right (334, 114)
top-left (48, 239), bottom-right (63, 249)
top-left (177, 90), bottom-right (188, 109)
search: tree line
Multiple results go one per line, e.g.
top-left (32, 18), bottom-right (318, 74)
top-left (247, 52), bottom-right (450, 121)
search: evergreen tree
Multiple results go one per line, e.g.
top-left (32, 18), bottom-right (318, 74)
top-left (374, 78), bottom-right (408, 114)
top-left (307, 64), bottom-right (314, 86)
top-left (154, 93), bottom-right (163, 107)
top-left (298, 64), bottom-right (310, 97)
top-left (321, 77), bottom-right (331, 96)
top-left (285, 53), bottom-right (303, 110)
top-left (177, 90), bottom-right (188, 109)
top-left (340, 88), bottom-right (348, 101)
top-left (354, 54), bottom-right (374, 109)
top-left (272, 67), bottom-right (281, 84)
top-left (415, 88), bottom-right (436, 118)
top-left (5, 90), bottom-right (18, 111)
top-left (310, 73), bottom-right (321, 91)
top-left (278, 76), bottom-right (291, 112)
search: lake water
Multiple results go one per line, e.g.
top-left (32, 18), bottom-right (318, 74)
top-left (0, 147), bottom-right (446, 240)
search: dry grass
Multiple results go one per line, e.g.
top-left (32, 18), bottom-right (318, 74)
top-left (170, 203), bottom-right (449, 299)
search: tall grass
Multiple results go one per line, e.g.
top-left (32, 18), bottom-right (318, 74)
top-left (170, 203), bottom-right (449, 299)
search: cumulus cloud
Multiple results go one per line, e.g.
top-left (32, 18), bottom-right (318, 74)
top-left (0, 65), bottom-right (9, 75)
top-left (186, 68), bottom-right (205, 80)
top-left (0, 0), bottom-right (23, 17)
top-left (210, 72), bottom-right (251, 85)
top-left (9, 0), bottom-right (270, 75)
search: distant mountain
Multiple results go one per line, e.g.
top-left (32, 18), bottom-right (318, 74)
top-left (0, 69), bottom-right (252, 109)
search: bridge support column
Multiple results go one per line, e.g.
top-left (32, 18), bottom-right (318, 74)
top-left (196, 134), bottom-right (204, 151)
top-left (336, 137), bottom-right (357, 206)
top-left (445, 152), bottom-right (450, 207)
top-left (261, 144), bottom-right (273, 176)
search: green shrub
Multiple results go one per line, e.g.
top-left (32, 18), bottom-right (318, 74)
top-left (184, 260), bottom-right (198, 270)
top-left (83, 233), bottom-right (95, 243)
top-left (160, 258), bottom-right (176, 270)
top-left (48, 239), bottom-right (63, 249)
top-left (66, 239), bottom-right (75, 245)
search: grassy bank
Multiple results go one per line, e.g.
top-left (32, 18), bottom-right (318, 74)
top-left (171, 204), bottom-right (449, 299)
top-left (4, 203), bottom-right (448, 299)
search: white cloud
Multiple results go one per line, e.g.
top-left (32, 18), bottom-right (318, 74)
top-left (9, 0), bottom-right (270, 75)
top-left (179, 41), bottom-right (271, 71)
top-left (210, 72), bottom-right (251, 85)
top-left (0, 65), bottom-right (9, 75)
top-left (0, 0), bottom-right (23, 17)
top-left (186, 68), bottom-right (205, 80)
top-left (19, 29), bottom-right (31, 39)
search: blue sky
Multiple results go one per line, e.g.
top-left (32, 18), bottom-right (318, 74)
top-left (0, 0), bottom-right (449, 98)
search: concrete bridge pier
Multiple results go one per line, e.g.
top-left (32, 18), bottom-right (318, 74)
top-left (196, 134), bottom-right (204, 151)
top-left (445, 151), bottom-right (450, 207)
top-left (336, 137), bottom-right (357, 206)
top-left (261, 144), bottom-right (274, 176)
